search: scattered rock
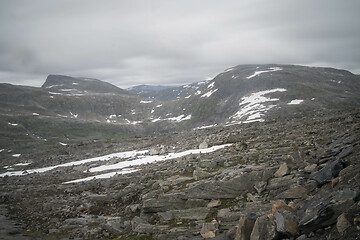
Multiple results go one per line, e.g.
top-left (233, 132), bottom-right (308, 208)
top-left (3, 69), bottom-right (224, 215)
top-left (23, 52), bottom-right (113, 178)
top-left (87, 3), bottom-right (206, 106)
top-left (310, 159), bottom-right (346, 187)
top-left (276, 209), bottom-right (299, 237)
top-left (336, 213), bottom-right (351, 233)
top-left (235, 213), bottom-right (258, 240)
top-left (193, 167), bottom-right (212, 180)
top-left (199, 140), bottom-right (209, 149)
top-left (277, 186), bottom-right (308, 199)
top-left (250, 215), bottom-right (277, 240)
top-left (200, 220), bottom-right (219, 239)
top-left (274, 163), bottom-right (289, 178)
top-left (254, 181), bottom-right (267, 195)
top-left (298, 189), bottom-right (359, 233)
top-left (207, 199), bottom-right (221, 208)
top-left (304, 164), bottom-right (317, 173)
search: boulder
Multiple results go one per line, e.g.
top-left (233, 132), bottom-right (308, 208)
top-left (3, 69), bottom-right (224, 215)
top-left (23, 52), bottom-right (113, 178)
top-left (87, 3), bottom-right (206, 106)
top-left (235, 213), bottom-right (259, 240)
top-left (310, 159), bottom-right (345, 187)
top-left (276, 209), bottom-right (299, 237)
top-left (336, 213), bottom-right (351, 233)
top-left (277, 186), bottom-right (308, 200)
top-left (207, 199), bottom-right (221, 208)
top-left (200, 220), bottom-right (219, 239)
top-left (250, 215), bottom-right (277, 240)
top-left (199, 140), bottom-right (209, 149)
top-left (193, 167), bottom-right (212, 180)
top-left (142, 192), bottom-right (187, 213)
top-left (254, 181), bottom-right (267, 195)
top-left (298, 189), bottom-right (359, 233)
top-left (274, 163), bottom-right (289, 178)
top-left (186, 168), bottom-right (274, 199)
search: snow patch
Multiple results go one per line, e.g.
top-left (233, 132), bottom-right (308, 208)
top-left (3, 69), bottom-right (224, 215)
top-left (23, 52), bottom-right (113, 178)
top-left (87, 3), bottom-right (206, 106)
top-left (45, 84), bottom-right (63, 89)
top-left (185, 95), bottom-right (191, 99)
top-left (8, 122), bottom-right (18, 127)
top-left (288, 99), bottom-right (304, 105)
top-left (0, 149), bottom-right (148, 177)
top-left (196, 124), bottom-right (217, 130)
top-left (140, 100), bottom-right (153, 104)
top-left (72, 82), bottom-right (79, 85)
top-left (247, 67), bottom-right (282, 79)
top-left (88, 144), bottom-right (230, 175)
top-left (0, 149), bottom-right (4, 153)
top-left (33, 113), bottom-right (39, 116)
top-left (12, 154), bottom-right (21, 157)
top-left (59, 142), bottom-right (68, 146)
top-left (224, 67), bottom-right (235, 72)
top-left (151, 114), bottom-right (192, 123)
top-left (1, 143), bottom-right (231, 181)
top-left (70, 112), bottom-right (78, 118)
top-left (14, 162), bottom-right (31, 166)
top-left (231, 88), bottom-right (287, 123)
top-left (195, 90), bottom-right (202, 96)
top-left (201, 89), bottom-right (218, 98)
top-left (207, 82), bottom-right (215, 89)
top-left (59, 89), bottom-right (78, 92)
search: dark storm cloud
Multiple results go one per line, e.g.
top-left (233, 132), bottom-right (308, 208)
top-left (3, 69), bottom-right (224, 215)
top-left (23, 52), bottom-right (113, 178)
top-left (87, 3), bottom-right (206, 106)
top-left (0, 0), bottom-right (359, 88)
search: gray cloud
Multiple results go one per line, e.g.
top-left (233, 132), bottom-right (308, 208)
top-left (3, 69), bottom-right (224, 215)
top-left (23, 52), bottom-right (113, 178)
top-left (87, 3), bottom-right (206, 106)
top-left (0, 0), bottom-right (359, 88)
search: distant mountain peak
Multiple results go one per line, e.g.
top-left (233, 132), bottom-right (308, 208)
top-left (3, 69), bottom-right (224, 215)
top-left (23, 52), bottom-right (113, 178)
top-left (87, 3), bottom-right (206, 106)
top-left (42, 75), bottom-right (129, 95)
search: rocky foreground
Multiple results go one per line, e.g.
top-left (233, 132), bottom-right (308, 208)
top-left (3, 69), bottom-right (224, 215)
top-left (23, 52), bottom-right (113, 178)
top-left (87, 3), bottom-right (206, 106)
top-left (0, 108), bottom-right (359, 240)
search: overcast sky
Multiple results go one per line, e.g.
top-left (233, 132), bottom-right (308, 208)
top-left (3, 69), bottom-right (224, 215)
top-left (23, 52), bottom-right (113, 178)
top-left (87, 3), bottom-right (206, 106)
top-left (0, 0), bottom-right (359, 88)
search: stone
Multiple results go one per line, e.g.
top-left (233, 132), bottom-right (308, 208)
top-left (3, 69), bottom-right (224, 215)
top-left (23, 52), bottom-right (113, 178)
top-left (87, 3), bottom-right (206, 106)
top-left (168, 207), bottom-right (210, 220)
top-left (207, 199), bottom-right (221, 208)
top-left (186, 199), bottom-right (208, 208)
top-left (310, 159), bottom-right (345, 187)
top-left (277, 186), bottom-right (308, 199)
top-left (274, 163), bottom-right (289, 178)
top-left (254, 181), bottom-right (267, 194)
top-left (246, 193), bottom-right (259, 202)
top-left (276, 209), bottom-right (299, 237)
top-left (304, 164), bottom-right (317, 173)
top-left (185, 168), bottom-right (274, 199)
top-left (200, 220), bottom-right (219, 239)
top-left (193, 167), bottom-right (212, 180)
top-left (336, 213), bottom-right (351, 233)
top-left (272, 200), bottom-right (296, 216)
top-left (217, 208), bottom-right (242, 223)
top-left (336, 145), bottom-right (353, 159)
top-left (235, 213), bottom-right (258, 240)
top-left (158, 211), bottom-right (174, 223)
top-left (298, 189), bottom-right (359, 233)
top-left (250, 215), bottom-right (277, 240)
top-left (142, 192), bottom-right (187, 213)
top-left (199, 140), bottom-right (209, 149)
top-left (331, 177), bottom-right (340, 188)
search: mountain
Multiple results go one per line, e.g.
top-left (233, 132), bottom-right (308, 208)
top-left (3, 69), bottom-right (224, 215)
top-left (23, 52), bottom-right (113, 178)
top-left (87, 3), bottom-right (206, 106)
top-left (42, 74), bottom-right (130, 95)
top-left (128, 82), bottom-right (208, 101)
top-left (152, 64), bottom-right (360, 128)
top-left (1, 64), bottom-right (360, 240)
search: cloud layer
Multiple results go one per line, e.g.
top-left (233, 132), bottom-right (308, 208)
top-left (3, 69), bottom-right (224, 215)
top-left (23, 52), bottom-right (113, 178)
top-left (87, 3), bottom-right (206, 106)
top-left (1, 0), bottom-right (359, 88)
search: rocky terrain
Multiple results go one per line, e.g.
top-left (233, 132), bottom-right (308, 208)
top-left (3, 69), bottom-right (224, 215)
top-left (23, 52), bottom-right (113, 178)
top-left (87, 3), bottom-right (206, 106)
top-left (0, 64), bottom-right (359, 239)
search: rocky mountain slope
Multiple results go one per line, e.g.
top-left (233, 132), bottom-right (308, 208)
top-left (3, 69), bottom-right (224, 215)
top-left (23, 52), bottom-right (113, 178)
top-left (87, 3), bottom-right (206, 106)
top-left (0, 64), bottom-right (359, 239)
